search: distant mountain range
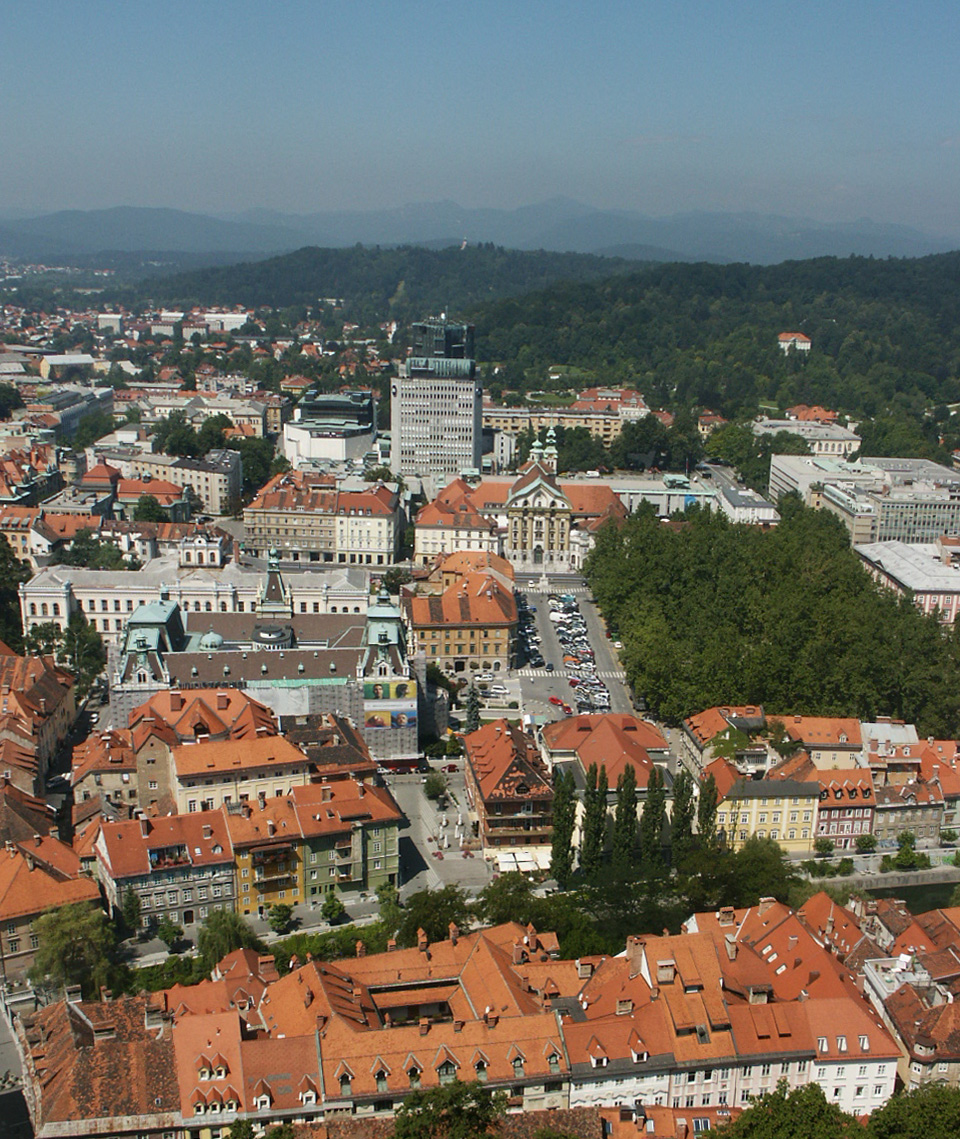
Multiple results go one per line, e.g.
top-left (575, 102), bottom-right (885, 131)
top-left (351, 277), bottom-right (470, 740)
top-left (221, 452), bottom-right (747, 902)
top-left (0, 200), bottom-right (956, 266)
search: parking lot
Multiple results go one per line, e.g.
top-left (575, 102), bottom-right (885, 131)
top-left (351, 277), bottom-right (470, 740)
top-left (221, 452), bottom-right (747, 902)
top-left (512, 576), bottom-right (634, 723)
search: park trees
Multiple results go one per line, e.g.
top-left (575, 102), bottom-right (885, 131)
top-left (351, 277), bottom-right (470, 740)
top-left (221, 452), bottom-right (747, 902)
top-left (638, 765), bottom-right (666, 871)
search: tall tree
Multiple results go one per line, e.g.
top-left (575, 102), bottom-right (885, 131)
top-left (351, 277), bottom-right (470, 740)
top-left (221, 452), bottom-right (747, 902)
top-left (611, 764), bottom-right (638, 871)
top-left (197, 909), bottom-right (262, 971)
top-left (550, 768), bottom-right (576, 887)
top-left (867, 1083), bottom-right (960, 1139)
top-left (464, 685), bottom-right (481, 734)
top-left (720, 1080), bottom-right (860, 1139)
top-left (0, 534), bottom-right (30, 651)
top-left (396, 885), bottom-right (471, 948)
top-left (670, 768), bottom-right (696, 867)
top-left (638, 765), bottom-right (666, 871)
top-left (59, 611), bottom-right (106, 696)
top-left (579, 763), bottom-right (608, 878)
top-left (698, 772), bottom-right (719, 849)
top-left (30, 902), bottom-right (115, 998)
top-left (133, 494), bottom-right (168, 522)
top-left (394, 1080), bottom-right (507, 1139)
top-left (121, 887), bottom-right (142, 934)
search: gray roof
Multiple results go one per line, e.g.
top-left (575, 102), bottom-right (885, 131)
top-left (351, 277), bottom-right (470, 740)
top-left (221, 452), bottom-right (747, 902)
top-left (726, 778), bottom-right (819, 801)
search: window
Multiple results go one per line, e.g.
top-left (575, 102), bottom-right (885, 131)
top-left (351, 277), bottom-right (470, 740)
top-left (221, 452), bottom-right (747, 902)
top-left (512, 1057), bottom-right (525, 1078)
top-left (376, 1070), bottom-right (388, 1093)
top-left (408, 1067), bottom-right (420, 1089)
top-left (339, 1074), bottom-right (351, 1097)
top-left (475, 1061), bottom-right (488, 1083)
top-left (760, 1063), bottom-right (771, 1077)
top-left (818, 1037), bottom-right (828, 1053)
top-left (837, 1035), bottom-right (847, 1053)
top-left (859, 1034), bottom-right (870, 1051)
top-left (693, 1119), bottom-right (711, 1132)
top-left (437, 1061), bottom-right (457, 1085)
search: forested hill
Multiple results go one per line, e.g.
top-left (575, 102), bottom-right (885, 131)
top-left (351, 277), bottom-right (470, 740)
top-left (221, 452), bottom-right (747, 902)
top-left (129, 244), bottom-right (644, 323)
top-left (470, 251), bottom-right (960, 418)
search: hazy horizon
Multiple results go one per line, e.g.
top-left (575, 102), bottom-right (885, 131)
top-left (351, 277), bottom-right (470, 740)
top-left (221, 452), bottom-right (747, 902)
top-left (3, 1), bottom-right (960, 237)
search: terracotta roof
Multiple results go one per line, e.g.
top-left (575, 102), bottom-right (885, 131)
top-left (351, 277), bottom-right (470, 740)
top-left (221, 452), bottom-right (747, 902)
top-left (784, 716), bottom-right (862, 748)
top-left (542, 714), bottom-right (666, 787)
top-left (0, 845), bottom-right (99, 922)
top-left (98, 812), bottom-right (233, 881)
top-left (405, 571), bottom-right (517, 629)
top-left (464, 719), bottom-right (552, 803)
top-left (18, 995), bottom-right (180, 1127)
top-left (129, 688), bottom-right (277, 743)
top-left (172, 734), bottom-right (309, 779)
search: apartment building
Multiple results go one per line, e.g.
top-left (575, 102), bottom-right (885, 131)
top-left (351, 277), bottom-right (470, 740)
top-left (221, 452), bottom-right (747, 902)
top-left (96, 812), bottom-right (236, 930)
top-left (714, 776), bottom-right (819, 855)
top-left (243, 471), bottom-right (400, 566)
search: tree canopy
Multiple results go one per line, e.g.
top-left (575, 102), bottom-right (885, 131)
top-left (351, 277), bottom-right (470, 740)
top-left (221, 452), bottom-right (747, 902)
top-left (586, 501), bottom-right (960, 736)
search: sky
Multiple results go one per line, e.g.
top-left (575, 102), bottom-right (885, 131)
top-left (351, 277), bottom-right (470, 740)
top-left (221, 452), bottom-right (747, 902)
top-left (2, 0), bottom-right (960, 235)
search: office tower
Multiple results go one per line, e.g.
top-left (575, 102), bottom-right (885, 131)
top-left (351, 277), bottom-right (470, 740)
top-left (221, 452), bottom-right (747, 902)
top-left (390, 316), bottom-right (482, 485)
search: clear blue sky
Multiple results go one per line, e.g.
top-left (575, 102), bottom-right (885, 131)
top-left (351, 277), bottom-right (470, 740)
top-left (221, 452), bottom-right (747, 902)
top-left (2, 0), bottom-right (959, 234)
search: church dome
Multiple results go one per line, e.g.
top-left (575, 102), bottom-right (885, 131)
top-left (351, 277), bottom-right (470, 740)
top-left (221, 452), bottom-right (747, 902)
top-left (198, 629), bottom-right (224, 650)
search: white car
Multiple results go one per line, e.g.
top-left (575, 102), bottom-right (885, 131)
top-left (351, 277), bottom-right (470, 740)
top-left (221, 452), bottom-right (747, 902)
top-left (488, 684), bottom-right (509, 695)
top-left (476, 672), bottom-right (495, 681)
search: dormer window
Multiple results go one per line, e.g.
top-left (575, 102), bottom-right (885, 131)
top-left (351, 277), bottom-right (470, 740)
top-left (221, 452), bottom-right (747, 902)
top-left (198, 1068), bottom-right (210, 1081)
top-left (837, 1035), bottom-right (847, 1053)
top-left (818, 1037), bottom-right (828, 1053)
top-left (215, 1066), bottom-right (226, 1079)
top-left (376, 1070), bottom-right (388, 1093)
top-left (859, 1035), bottom-right (869, 1052)
top-left (548, 1052), bottom-right (561, 1074)
top-left (590, 1054), bottom-right (608, 1068)
top-left (475, 1060), bottom-right (488, 1083)
top-left (512, 1057), bottom-right (525, 1078)
top-left (194, 1103), bottom-right (205, 1116)
top-left (408, 1067), bottom-right (421, 1089)
top-left (438, 1060), bottom-right (457, 1085)
top-left (255, 1095), bottom-right (270, 1111)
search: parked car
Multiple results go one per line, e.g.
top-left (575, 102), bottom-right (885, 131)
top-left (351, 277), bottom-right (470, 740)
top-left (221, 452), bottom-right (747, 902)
top-left (442, 763), bottom-right (459, 773)
top-left (549, 695), bottom-right (563, 706)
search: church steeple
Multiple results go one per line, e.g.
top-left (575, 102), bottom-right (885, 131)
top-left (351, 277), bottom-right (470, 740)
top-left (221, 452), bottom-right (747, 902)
top-left (543, 427), bottom-right (558, 473)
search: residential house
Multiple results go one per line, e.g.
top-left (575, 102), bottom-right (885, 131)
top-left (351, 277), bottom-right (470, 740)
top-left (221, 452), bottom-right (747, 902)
top-left (715, 777), bottom-right (820, 855)
top-left (873, 781), bottom-right (944, 847)
top-left (463, 719), bottom-right (554, 867)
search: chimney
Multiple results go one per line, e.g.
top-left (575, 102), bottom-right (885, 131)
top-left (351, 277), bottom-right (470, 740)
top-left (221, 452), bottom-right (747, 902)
top-left (356, 940), bottom-right (366, 958)
top-left (788, 935), bottom-right (798, 951)
top-left (718, 906), bottom-right (735, 926)
top-left (758, 896), bottom-right (775, 916)
top-left (217, 693), bottom-right (229, 710)
top-left (484, 1008), bottom-right (499, 1028)
top-left (357, 781), bottom-right (365, 798)
top-left (676, 1122), bottom-right (689, 1139)
top-left (315, 1015), bottom-right (327, 1033)
top-left (826, 914), bottom-right (835, 936)
top-left (448, 921), bottom-right (459, 946)
top-left (387, 938), bottom-right (397, 952)
top-left (419, 1017), bottom-right (430, 1036)
top-left (170, 691), bottom-right (183, 711)
top-left (33, 833), bottom-right (42, 847)
top-left (417, 928), bottom-right (428, 953)
top-left (454, 1019), bottom-right (464, 1032)
top-left (724, 934), bottom-right (738, 961)
top-left (267, 820), bottom-right (276, 837)
top-left (321, 785), bottom-right (333, 802)
top-left (513, 941), bottom-right (527, 965)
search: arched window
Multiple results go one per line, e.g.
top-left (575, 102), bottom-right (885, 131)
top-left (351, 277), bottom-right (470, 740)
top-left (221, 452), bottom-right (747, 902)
top-left (52, 603), bottom-right (60, 616)
top-left (40, 603), bottom-right (48, 616)
top-left (29, 603), bottom-right (36, 616)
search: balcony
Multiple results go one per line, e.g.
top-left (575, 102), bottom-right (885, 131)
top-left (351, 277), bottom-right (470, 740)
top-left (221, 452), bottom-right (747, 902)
top-left (254, 869), bottom-right (293, 884)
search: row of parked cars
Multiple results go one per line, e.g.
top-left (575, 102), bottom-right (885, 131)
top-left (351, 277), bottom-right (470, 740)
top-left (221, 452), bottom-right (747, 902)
top-left (547, 594), bottom-right (612, 714)
top-left (516, 592), bottom-right (551, 670)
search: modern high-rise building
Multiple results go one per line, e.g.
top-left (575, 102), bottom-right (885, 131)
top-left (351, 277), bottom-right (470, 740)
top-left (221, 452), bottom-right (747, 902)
top-left (390, 316), bottom-right (482, 485)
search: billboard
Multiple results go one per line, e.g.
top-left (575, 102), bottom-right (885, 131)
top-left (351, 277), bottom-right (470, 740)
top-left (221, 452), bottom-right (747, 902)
top-left (364, 680), bottom-right (417, 701)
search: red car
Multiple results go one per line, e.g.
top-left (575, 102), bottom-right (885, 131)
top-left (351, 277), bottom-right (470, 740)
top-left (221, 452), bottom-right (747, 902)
top-left (549, 695), bottom-right (563, 706)
top-left (442, 763), bottom-right (458, 773)
top-left (569, 678), bottom-right (580, 687)
top-left (562, 703), bottom-right (574, 715)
